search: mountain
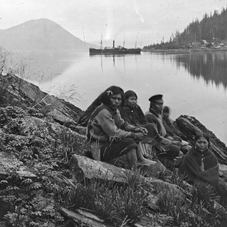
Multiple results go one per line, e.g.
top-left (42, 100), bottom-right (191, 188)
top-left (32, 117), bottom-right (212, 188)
top-left (0, 19), bottom-right (94, 51)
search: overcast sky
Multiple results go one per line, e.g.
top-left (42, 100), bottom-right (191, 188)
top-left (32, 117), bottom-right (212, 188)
top-left (1, 0), bottom-right (227, 47)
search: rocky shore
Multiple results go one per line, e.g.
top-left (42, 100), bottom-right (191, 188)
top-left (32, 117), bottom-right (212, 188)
top-left (1, 73), bottom-right (227, 227)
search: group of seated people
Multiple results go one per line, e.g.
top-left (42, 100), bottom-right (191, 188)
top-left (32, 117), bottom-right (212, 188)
top-left (78, 85), bottom-right (227, 200)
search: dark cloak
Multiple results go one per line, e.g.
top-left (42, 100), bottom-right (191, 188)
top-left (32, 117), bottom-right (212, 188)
top-left (119, 105), bottom-right (147, 126)
top-left (179, 147), bottom-right (219, 186)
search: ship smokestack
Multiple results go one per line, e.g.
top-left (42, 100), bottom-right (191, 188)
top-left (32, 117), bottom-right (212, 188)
top-left (113, 40), bottom-right (115, 48)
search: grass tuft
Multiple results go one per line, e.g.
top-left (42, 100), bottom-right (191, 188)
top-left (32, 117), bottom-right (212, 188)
top-left (68, 172), bottom-right (148, 226)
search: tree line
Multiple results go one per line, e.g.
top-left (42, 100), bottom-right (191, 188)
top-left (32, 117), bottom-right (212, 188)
top-left (144, 7), bottom-right (227, 50)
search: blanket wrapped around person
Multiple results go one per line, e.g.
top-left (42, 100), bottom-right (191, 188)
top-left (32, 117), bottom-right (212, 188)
top-left (179, 147), bottom-right (219, 186)
top-left (179, 145), bottom-right (227, 203)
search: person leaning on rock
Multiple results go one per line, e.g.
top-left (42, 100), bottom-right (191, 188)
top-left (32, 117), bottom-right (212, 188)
top-left (162, 106), bottom-right (184, 140)
top-left (162, 105), bottom-right (191, 153)
top-left (86, 86), bottom-right (156, 170)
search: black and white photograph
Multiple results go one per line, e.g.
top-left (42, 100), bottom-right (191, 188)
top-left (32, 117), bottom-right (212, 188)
top-left (1, 1), bottom-right (227, 226)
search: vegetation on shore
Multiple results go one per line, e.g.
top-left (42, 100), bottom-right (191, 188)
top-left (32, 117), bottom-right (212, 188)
top-left (144, 7), bottom-right (227, 51)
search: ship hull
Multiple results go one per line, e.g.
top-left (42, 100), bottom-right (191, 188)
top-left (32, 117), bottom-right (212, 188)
top-left (89, 48), bottom-right (141, 55)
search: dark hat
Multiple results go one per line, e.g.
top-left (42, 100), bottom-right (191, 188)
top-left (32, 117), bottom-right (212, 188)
top-left (148, 94), bottom-right (163, 103)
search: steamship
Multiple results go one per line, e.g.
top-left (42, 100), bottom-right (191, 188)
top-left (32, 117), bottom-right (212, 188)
top-left (89, 40), bottom-right (141, 55)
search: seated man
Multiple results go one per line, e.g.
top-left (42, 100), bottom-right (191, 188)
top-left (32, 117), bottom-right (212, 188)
top-left (145, 94), bottom-right (183, 167)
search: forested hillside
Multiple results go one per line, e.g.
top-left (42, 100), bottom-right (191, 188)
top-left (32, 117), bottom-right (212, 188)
top-left (144, 7), bottom-right (227, 50)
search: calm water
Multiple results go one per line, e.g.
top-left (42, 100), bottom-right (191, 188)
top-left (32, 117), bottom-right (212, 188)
top-left (28, 50), bottom-right (227, 144)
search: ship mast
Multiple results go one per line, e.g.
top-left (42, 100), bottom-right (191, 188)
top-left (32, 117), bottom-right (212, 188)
top-left (100, 35), bottom-right (103, 49)
top-left (135, 34), bottom-right (138, 48)
top-left (82, 24), bottom-right (86, 43)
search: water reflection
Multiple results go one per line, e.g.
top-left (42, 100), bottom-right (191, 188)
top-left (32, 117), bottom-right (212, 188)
top-left (174, 51), bottom-right (227, 89)
top-left (15, 50), bottom-right (87, 82)
top-left (148, 51), bottom-right (227, 89)
top-left (89, 53), bottom-right (139, 69)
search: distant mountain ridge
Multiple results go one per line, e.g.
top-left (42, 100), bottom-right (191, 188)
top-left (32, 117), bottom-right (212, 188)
top-left (0, 19), bottom-right (95, 51)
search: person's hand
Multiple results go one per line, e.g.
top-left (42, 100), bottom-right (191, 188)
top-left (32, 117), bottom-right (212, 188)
top-left (133, 127), bottom-right (148, 135)
top-left (132, 132), bottom-right (145, 140)
top-left (140, 127), bottom-right (148, 135)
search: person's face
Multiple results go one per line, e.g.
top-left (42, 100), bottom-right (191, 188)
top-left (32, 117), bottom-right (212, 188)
top-left (195, 137), bottom-right (209, 152)
top-left (152, 101), bottom-right (163, 114)
top-left (110, 94), bottom-right (122, 110)
top-left (126, 96), bottom-right (137, 108)
top-left (163, 111), bottom-right (169, 119)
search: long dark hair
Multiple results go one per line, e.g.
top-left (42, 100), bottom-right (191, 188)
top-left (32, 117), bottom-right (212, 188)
top-left (100, 86), bottom-right (125, 107)
top-left (124, 90), bottom-right (138, 100)
top-left (77, 85), bottom-right (124, 126)
top-left (194, 132), bottom-right (210, 147)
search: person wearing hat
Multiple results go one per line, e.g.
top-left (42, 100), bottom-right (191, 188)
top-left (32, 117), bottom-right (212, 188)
top-left (145, 94), bottom-right (182, 166)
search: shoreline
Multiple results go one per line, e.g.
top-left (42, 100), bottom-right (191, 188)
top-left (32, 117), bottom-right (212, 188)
top-left (142, 48), bottom-right (227, 53)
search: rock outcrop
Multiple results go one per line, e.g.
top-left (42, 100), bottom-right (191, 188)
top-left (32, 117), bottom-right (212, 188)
top-left (0, 73), bottom-right (82, 129)
top-left (1, 73), bottom-right (227, 227)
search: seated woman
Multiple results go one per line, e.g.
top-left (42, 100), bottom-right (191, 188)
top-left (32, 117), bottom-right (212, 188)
top-left (87, 86), bottom-right (155, 170)
top-left (119, 90), bottom-right (148, 126)
top-left (179, 133), bottom-right (227, 200)
top-left (119, 90), bottom-right (163, 157)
